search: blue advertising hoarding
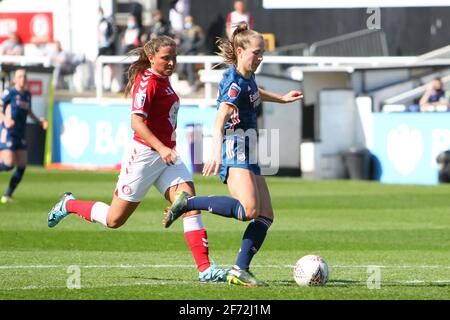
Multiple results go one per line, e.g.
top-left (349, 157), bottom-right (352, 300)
top-left (51, 101), bottom-right (216, 172)
top-left (371, 113), bottom-right (450, 185)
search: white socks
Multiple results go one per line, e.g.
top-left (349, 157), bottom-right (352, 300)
top-left (90, 202), bottom-right (110, 226)
top-left (183, 214), bottom-right (204, 232)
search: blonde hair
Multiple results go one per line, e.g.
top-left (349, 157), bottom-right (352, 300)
top-left (216, 21), bottom-right (262, 66)
top-left (125, 36), bottom-right (176, 96)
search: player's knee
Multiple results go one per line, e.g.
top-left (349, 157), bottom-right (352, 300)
top-left (259, 214), bottom-right (274, 223)
top-left (243, 206), bottom-right (257, 220)
top-left (106, 217), bottom-right (125, 229)
top-left (261, 212), bottom-right (274, 221)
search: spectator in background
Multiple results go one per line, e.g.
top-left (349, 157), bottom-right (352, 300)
top-left (419, 77), bottom-right (449, 112)
top-left (121, 14), bottom-right (142, 54)
top-left (226, 0), bottom-right (254, 39)
top-left (97, 7), bottom-right (117, 91)
top-left (205, 14), bottom-right (226, 55)
top-left (27, 36), bottom-right (52, 57)
top-left (129, 0), bottom-right (143, 29)
top-left (98, 7), bottom-right (116, 56)
top-left (0, 32), bottom-right (24, 56)
top-left (178, 15), bottom-right (204, 94)
top-left (119, 14), bottom-right (142, 92)
top-left (50, 41), bottom-right (74, 90)
top-left (169, 0), bottom-right (190, 43)
top-left (141, 9), bottom-right (173, 44)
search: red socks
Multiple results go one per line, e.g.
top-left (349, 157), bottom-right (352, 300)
top-left (184, 229), bottom-right (210, 272)
top-left (66, 200), bottom-right (96, 222)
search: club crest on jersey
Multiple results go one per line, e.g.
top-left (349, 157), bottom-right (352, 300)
top-left (228, 83), bottom-right (241, 99)
top-left (122, 185), bottom-right (132, 195)
top-left (134, 93), bottom-right (146, 109)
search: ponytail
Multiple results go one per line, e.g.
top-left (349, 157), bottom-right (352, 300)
top-left (216, 21), bottom-right (262, 66)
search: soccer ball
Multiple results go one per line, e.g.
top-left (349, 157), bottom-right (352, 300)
top-left (293, 255), bottom-right (328, 286)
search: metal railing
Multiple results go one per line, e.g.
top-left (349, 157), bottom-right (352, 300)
top-left (383, 72), bottom-right (450, 106)
top-left (95, 54), bottom-right (422, 100)
top-left (6, 53), bottom-right (450, 104)
top-left (266, 42), bottom-right (309, 57)
top-left (0, 55), bottom-right (52, 68)
top-left (309, 29), bottom-right (389, 57)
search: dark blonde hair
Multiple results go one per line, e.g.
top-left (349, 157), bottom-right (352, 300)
top-left (125, 36), bottom-right (176, 96)
top-left (216, 21), bottom-right (262, 66)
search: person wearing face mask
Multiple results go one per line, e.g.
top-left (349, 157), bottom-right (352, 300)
top-left (97, 7), bottom-right (117, 92)
top-left (178, 15), bottom-right (204, 94)
top-left (118, 14), bottom-right (143, 92)
top-left (121, 14), bottom-right (142, 54)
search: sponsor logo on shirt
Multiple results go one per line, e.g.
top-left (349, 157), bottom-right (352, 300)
top-left (249, 90), bottom-right (260, 103)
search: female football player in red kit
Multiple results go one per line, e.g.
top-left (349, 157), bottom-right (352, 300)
top-left (47, 36), bottom-right (227, 283)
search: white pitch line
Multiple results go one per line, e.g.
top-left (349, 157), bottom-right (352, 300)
top-left (0, 280), bottom-right (194, 291)
top-left (2, 279), bottom-right (450, 291)
top-left (331, 265), bottom-right (450, 269)
top-left (0, 264), bottom-right (449, 269)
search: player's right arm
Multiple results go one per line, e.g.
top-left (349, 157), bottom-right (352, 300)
top-left (0, 90), bottom-right (13, 128)
top-left (0, 103), bottom-right (14, 128)
top-left (0, 100), bottom-right (4, 124)
top-left (131, 113), bottom-right (176, 165)
top-left (130, 75), bottom-right (176, 166)
top-left (203, 102), bottom-right (236, 176)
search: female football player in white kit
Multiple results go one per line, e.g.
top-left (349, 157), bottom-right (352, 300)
top-left (47, 36), bottom-right (227, 283)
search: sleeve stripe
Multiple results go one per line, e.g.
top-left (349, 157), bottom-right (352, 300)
top-left (131, 110), bottom-right (148, 118)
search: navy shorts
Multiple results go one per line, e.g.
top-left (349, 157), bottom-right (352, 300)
top-left (0, 129), bottom-right (27, 151)
top-left (219, 136), bottom-right (261, 184)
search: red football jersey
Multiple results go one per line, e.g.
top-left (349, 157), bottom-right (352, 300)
top-left (131, 68), bottom-right (180, 149)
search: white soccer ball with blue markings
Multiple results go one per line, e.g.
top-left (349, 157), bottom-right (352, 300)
top-left (293, 255), bottom-right (328, 286)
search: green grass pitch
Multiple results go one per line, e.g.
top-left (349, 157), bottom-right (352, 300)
top-left (0, 167), bottom-right (449, 300)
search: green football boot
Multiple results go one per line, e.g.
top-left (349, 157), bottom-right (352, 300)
top-left (164, 191), bottom-right (190, 228)
top-left (227, 266), bottom-right (268, 287)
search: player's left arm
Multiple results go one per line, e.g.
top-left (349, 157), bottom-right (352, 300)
top-left (258, 87), bottom-right (303, 104)
top-left (0, 91), bottom-right (9, 125)
top-left (28, 110), bottom-right (48, 130)
top-left (0, 100), bottom-right (4, 124)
